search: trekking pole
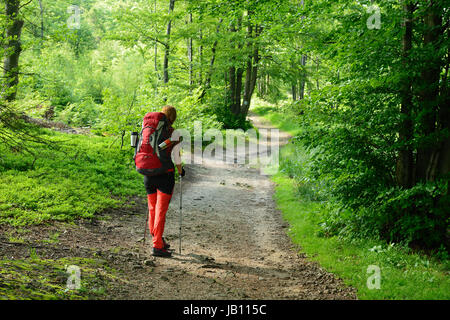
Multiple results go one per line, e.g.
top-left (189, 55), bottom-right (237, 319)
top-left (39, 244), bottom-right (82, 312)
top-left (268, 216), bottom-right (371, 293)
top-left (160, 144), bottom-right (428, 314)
top-left (143, 212), bottom-right (148, 246)
top-left (179, 175), bottom-right (182, 255)
top-left (132, 131), bottom-right (148, 246)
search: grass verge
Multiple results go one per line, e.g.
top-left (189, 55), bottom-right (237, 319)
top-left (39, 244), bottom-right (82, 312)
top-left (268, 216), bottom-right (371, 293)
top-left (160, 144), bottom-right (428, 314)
top-left (0, 127), bottom-right (145, 226)
top-left (273, 173), bottom-right (449, 299)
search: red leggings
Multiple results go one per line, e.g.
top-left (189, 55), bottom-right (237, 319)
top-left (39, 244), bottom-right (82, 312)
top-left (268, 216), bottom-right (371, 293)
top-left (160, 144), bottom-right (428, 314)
top-left (145, 173), bottom-right (174, 249)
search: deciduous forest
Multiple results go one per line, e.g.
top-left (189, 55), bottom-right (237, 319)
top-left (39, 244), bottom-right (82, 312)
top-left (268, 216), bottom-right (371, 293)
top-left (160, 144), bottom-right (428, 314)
top-left (0, 0), bottom-right (448, 300)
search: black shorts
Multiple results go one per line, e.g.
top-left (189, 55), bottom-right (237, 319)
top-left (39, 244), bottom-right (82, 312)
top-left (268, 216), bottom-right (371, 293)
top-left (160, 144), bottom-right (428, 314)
top-left (143, 172), bottom-right (175, 195)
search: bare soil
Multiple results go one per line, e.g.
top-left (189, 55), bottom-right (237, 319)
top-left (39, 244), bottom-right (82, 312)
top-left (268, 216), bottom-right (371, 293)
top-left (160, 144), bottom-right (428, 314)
top-left (0, 114), bottom-right (357, 300)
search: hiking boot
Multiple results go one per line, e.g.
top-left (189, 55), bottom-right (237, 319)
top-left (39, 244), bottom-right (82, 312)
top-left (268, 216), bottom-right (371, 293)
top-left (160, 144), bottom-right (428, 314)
top-left (152, 247), bottom-right (172, 258)
top-left (162, 237), bottom-right (170, 250)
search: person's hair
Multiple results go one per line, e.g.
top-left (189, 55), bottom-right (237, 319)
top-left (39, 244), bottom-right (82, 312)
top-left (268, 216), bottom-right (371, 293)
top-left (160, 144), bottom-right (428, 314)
top-left (162, 105), bottom-right (177, 124)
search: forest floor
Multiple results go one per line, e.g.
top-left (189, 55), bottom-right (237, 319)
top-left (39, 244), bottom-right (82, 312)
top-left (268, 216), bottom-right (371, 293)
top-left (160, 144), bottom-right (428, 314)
top-left (0, 114), bottom-right (357, 300)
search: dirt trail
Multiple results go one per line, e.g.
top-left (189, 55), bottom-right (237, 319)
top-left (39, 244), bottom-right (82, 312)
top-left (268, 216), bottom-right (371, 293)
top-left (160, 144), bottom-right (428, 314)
top-left (0, 114), bottom-right (357, 300)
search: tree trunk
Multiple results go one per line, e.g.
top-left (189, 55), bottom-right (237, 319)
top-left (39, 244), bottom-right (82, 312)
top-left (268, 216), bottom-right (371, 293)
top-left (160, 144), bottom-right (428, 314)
top-left (298, 0), bottom-right (307, 101)
top-left (154, 0), bottom-right (159, 95)
top-left (228, 22), bottom-right (237, 113)
top-left (299, 54), bottom-right (307, 100)
top-left (199, 27), bottom-right (203, 85)
top-left (163, 0), bottom-right (175, 85)
top-left (436, 34), bottom-right (450, 183)
top-left (396, 1), bottom-right (415, 188)
top-left (228, 16), bottom-right (243, 115)
top-left (241, 21), bottom-right (261, 116)
top-left (187, 13), bottom-right (193, 93)
top-left (316, 58), bottom-right (320, 90)
top-left (235, 15), bottom-right (243, 115)
top-left (38, 0), bottom-right (44, 38)
top-left (235, 66), bottom-right (243, 114)
top-left (246, 26), bottom-right (261, 111)
top-left (415, 1), bottom-right (443, 182)
top-left (199, 18), bottom-right (222, 101)
top-left (3, 0), bottom-right (24, 102)
top-left (257, 71), bottom-right (267, 98)
top-left (242, 21), bottom-right (254, 113)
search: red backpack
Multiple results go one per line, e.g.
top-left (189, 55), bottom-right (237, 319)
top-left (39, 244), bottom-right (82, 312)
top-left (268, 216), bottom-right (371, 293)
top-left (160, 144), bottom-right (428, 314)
top-left (134, 112), bottom-right (174, 176)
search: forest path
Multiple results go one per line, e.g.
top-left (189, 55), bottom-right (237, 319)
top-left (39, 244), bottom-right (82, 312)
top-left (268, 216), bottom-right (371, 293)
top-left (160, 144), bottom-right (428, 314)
top-left (0, 113), bottom-right (357, 300)
top-left (103, 112), bottom-right (357, 299)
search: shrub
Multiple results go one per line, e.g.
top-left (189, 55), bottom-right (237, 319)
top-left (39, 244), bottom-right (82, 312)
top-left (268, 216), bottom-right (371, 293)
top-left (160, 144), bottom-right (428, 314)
top-left (57, 98), bottom-right (100, 127)
top-left (207, 92), bottom-right (252, 130)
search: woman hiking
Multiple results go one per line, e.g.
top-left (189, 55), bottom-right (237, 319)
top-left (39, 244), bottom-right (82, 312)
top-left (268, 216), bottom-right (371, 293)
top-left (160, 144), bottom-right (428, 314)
top-left (137, 105), bottom-right (185, 258)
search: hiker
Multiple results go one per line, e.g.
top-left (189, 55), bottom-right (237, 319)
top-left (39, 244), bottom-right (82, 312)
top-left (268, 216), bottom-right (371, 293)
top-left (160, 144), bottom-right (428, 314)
top-left (141, 106), bottom-right (185, 258)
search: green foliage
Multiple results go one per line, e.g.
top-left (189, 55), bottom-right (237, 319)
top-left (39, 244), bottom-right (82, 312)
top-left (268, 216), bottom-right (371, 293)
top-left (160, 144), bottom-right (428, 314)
top-left (272, 173), bottom-right (450, 300)
top-left (0, 128), bottom-right (144, 226)
top-left (370, 182), bottom-right (449, 249)
top-left (255, 100), bottom-right (449, 252)
top-left (208, 92), bottom-right (252, 130)
top-left (58, 98), bottom-right (100, 127)
top-left (176, 89), bottom-right (222, 132)
top-left (1, 0), bottom-right (448, 300)
top-left (248, 0), bottom-right (450, 253)
top-left (290, 83), bottom-right (449, 250)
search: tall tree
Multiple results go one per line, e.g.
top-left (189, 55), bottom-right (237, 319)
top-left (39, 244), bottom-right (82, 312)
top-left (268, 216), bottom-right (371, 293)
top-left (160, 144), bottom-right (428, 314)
top-left (163, 0), bottom-right (175, 85)
top-left (3, 0), bottom-right (24, 102)
top-left (228, 9), bottom-right (262, 117)
top-left (154, 0), bottom-right (159, 88)
top-left (396, 1), bottom-right (415, 188)
top-left (228, 15), bottom-right (243, 115)
top-left (242, 17), bottom-right (262, 115)
top-left (437, 26), bottom-right (450, 182)
top-left (187, 12), bottom-right (194, 93)
top-left (415, 0), bottom-right (445, 183)
top-left (199, 18), bottom-right (223, 101)
top-left (38, 0), bottom-right (44, 39)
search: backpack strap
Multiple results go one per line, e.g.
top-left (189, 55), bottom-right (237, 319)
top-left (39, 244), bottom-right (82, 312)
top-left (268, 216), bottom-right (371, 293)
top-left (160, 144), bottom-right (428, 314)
top-left (137, 126), bottom-right (153, 153)
top-left (137, 116), bottom-right (168, 157)
top-left (154, 120), bottom-right (165, 158)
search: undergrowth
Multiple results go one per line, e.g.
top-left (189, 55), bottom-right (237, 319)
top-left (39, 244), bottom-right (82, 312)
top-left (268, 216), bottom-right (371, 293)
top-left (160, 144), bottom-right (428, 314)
top-left (0, 127), bottom-right (144, 226)
top-left (253, 103), bottom-right (450, 299)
